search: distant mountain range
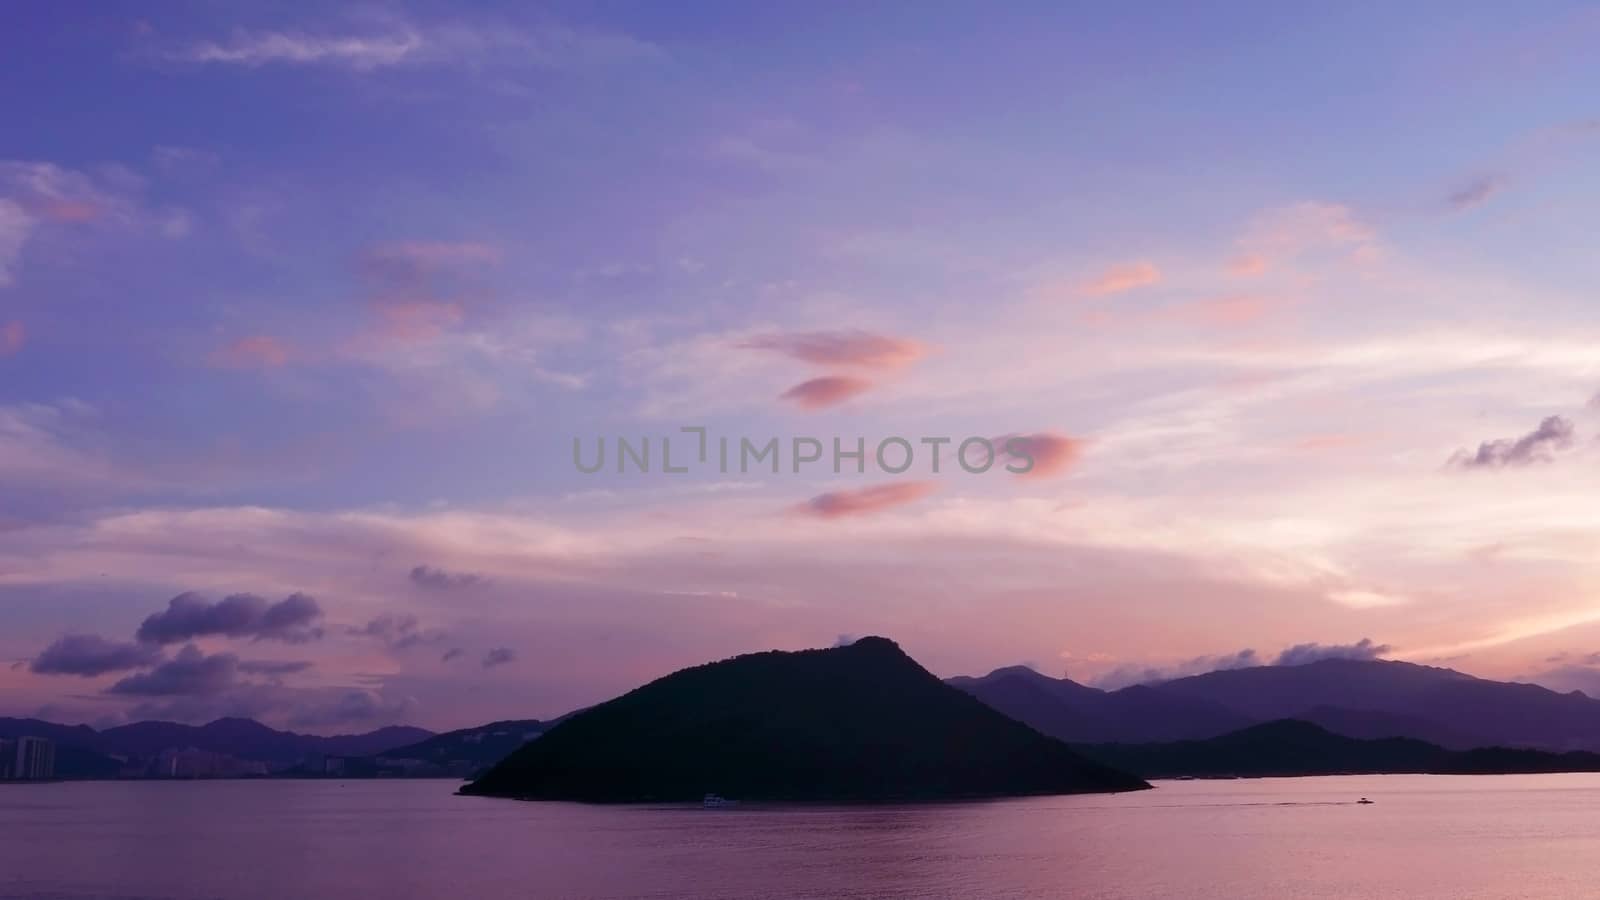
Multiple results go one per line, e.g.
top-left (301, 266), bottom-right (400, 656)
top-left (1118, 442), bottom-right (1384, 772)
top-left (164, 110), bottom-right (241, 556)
top-left (0, 716), bottom-right (433, 777)
top-left (463, 636), bottom-right (1149, 802)
top-left (20, 649), bottom-right (1600, 785)
top-left (1075, 719), bottom-right (1600, 779)
top-left (947, 658), bottom-right (1600, 751)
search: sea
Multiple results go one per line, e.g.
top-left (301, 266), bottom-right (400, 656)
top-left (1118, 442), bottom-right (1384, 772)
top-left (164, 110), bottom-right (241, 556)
top-left (3, 774), bottom-right (1597, 899)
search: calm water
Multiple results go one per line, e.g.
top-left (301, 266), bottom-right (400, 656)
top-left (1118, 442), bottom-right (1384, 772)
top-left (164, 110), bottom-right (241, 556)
top-left (3, 774), bottom-right (1599, 899)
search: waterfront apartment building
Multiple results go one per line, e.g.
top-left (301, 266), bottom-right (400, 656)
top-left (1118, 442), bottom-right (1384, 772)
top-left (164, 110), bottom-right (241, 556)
top-left (0, 736), bottom-right (56, 780)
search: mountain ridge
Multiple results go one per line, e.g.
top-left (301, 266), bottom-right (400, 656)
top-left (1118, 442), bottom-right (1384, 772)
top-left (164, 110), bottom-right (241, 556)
top-left (946, 657), bottom-right (1600, 751)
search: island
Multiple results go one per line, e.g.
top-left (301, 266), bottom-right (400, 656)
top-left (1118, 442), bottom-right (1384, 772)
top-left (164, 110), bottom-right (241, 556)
top-left (460, 636), bottom-right (1150, 802)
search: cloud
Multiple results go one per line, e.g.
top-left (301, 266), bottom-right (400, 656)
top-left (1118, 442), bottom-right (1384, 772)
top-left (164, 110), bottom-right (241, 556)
top-left (1236, 201), bottom-right (1380, 268)
top-left (135, 592), bottom-right (324, 645)
top-left (739, 330), bottom-right (925, 369)
top-left (779, 375), bottom-right (874, 410)
top-left (409, 564), bottom-right (487, 591)
top-left (441, 647), bottom-right (466, 663)
top-left (109, 645), bottom-right (239, 696)
top-left (0, 199), bottom-right (34, 286)
top-left (167, 30), bottom-right (424, 71)
top-left (1326, 589), bottom-right (1409, 609)
top-left (0, 161), bottom-right (188, 288)
top-left (0, 320), bottom-right (23, 356)
top-left (481, 647), bottom-right (517, 669)
top-left (1092, 649), bottom-right (1262, 689)
top-left (0, 399), bottom-right (129, 490)
top-left (1450, 415), bottom-right (1576, 469)
top-left (1227, 254), bottom-right (1268, 277)
top-left (161, 22), bottom-right (664, 72)
top-left (209, 335), bottom-right (290, 369)
top-left (1093, 639), bottom-right (1393, 687)
top-left (1165, 294), bottom-right (1275, 327)
top-left (1274, 637), bottom-right (1391, 666)
top-left (1080, 261), bottom-right (1161, 297)
top-left (351, 614), bottom-right (445, 650)
top-left (236, 659), bottom-right (314, 676)
top-left (1447, 174), bottom-right (1507, 211)
top-left (998, 432), bottom-right (1086, 479)
top-left (30, 634), bottom-right (163, 677)
top-left (794, 481), bottom-right (937, 519)
top-left (354, 241), bottom-right (499, 342)
top-left (285, 690), bottom-right (416, 729)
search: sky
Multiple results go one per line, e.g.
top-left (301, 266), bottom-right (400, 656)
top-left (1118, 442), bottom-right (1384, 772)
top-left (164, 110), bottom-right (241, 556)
top-left (3, 2), bottom-right (1600, 733)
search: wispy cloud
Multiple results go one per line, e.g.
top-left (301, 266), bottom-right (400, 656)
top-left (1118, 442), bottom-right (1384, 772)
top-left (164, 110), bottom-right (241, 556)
top-left (0, 161), bottom-right (187, 286)
top-left (209, 334), bottom-right (290, 369)
top-left (780, 375), bottom-right (873, 410)
top-left (1079, 261), bottom-right (1162, 297)
top-left (740, 330), bottom-right (925, 369)
top-left (1226, 254), bottom-right (1268, 277)
top-left (1446, 174), bottom-right (1508, 211)
top-left (0, 320), bottom-right (23, 356)
top-left (168, 30), bottom-right (424, 71)
top-left (794, 481), bottom-right (937, 519)
top-left (0, 200), bottom-right (32, 286)
top-left (160, 21), bottom-right (665, 72)
top-left (998, 432), bottom-right (1086, 479)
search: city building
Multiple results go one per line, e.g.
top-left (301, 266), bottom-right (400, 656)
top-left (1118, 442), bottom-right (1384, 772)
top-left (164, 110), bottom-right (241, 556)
top-left (2, 736), bottom-right (56, 780)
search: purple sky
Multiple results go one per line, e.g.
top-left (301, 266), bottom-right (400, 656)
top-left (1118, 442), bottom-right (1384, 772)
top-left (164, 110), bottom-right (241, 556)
top-left (4, 3), bottom-right (1600, 732)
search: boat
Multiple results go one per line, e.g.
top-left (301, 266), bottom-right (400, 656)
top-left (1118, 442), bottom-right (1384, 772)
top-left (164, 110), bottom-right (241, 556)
top-left (1357, 797), bottom-right (1374, 805)
top-left (703, 793), bottom-right (736, 808)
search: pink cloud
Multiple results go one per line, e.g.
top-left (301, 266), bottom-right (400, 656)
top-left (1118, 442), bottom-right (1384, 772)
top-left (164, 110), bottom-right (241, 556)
top-left (741, 330), bottom-right (924, 369)
top-left (794, 481), bottom-right (937, 519)
top-left (1293, 433), bottom-right (1364, 452)
top-left (780, 375), bottom-right (874, 410)
top-left (0, 320), bottom-right (24, 357)
top-left (1080, 261), bottom-right (1161, 297)
top-left (1227, 254), bottom-right (1268, 277)
top-left (355, 241), bottom-right (498, 343)
top-left (375, 300), bottom-right (465, 340)
top-left (210, 335), bottom-right (290, 369)
top-left (999, 432), bottom-right (1086, 479)
top-left (38, 199), bottom-right (103, 223)
top-left (1168, 294), bottom-right (1275, 327)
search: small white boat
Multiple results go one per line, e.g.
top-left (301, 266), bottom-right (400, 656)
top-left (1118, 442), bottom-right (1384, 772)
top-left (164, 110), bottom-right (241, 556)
top-left (703, 793), bottom-right (735, 808)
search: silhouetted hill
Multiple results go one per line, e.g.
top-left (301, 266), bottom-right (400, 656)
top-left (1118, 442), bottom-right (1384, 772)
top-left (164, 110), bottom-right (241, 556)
top-left (1292, 705), bottom-right (1483, 750)
top-left (946, 667), bottom-right (1252, 743)
top-left (1074, 720), bottom-right (1600, 778)
top-left (463, 637), bottom-right (1150, 802)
